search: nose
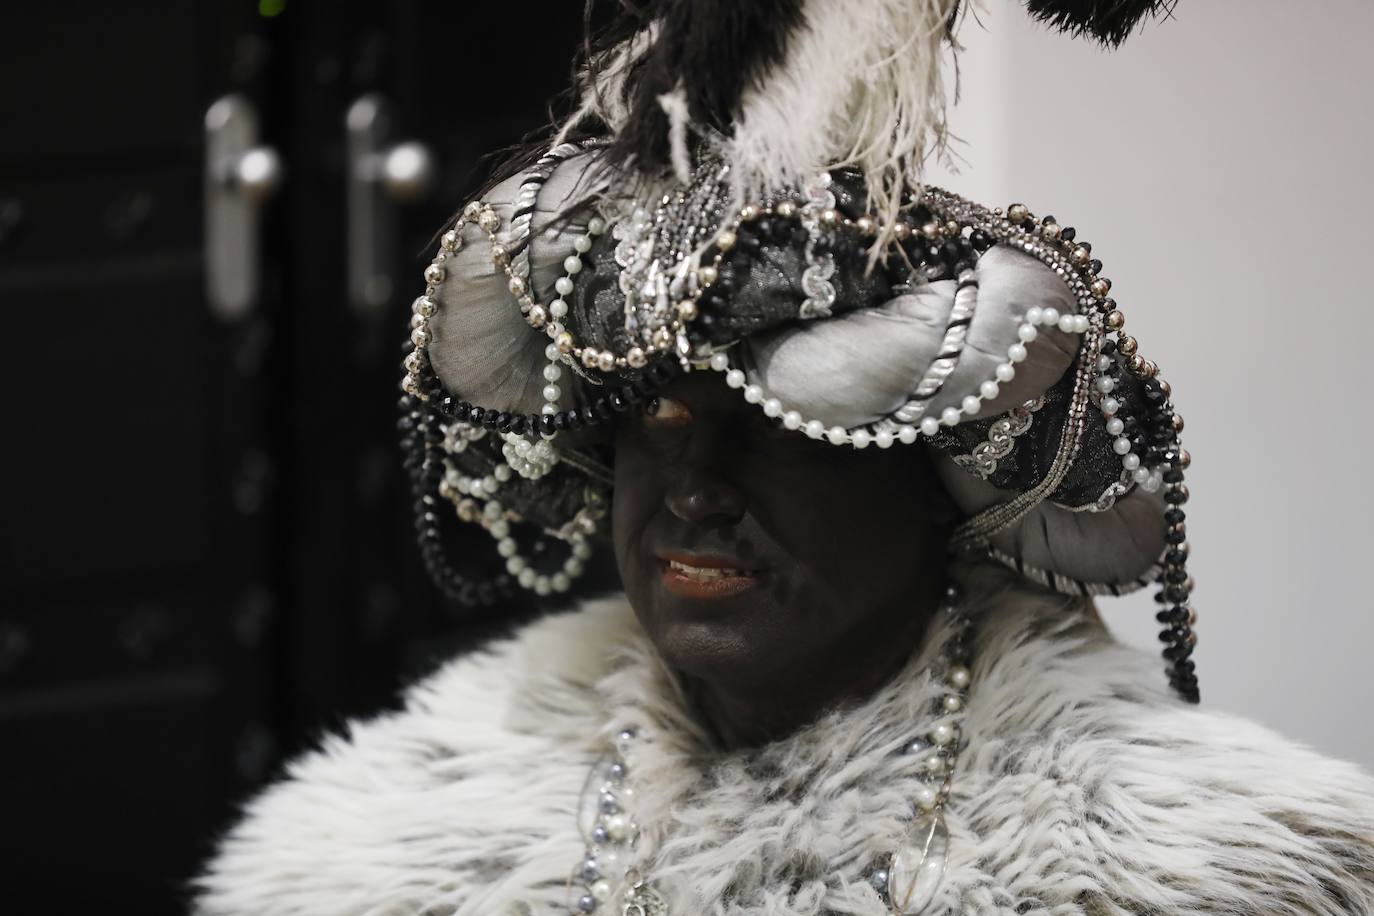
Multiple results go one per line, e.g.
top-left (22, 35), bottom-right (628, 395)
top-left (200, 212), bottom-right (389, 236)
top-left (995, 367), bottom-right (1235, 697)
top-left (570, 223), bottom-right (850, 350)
top-left (664, 466), bottom-right (748, 529)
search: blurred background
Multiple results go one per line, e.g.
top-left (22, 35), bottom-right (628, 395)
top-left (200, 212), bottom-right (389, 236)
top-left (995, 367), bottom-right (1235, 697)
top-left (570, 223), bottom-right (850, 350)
top-left (0, 0), bottom-right (1369, 912)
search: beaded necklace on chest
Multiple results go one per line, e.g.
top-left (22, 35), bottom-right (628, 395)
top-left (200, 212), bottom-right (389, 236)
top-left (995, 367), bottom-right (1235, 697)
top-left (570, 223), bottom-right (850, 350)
top-left (567, 587), bottom-right (975, 916)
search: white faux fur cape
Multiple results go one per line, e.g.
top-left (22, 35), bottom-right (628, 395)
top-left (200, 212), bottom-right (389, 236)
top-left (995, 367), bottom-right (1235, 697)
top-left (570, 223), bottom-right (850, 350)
top-left (196, 566), bottom-right (1374, 915)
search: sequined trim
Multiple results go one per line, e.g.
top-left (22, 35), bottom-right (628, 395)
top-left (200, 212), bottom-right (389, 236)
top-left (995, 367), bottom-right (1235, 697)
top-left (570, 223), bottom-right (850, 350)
top-left (950, 397), bottom-right (1045, 480)
top-left (798, 174), bottom-right (837, 320)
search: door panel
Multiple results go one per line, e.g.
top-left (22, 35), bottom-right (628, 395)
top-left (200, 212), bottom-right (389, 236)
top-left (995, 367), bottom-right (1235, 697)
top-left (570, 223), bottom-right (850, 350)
top-left (0, 2), bottom-right (586, 910)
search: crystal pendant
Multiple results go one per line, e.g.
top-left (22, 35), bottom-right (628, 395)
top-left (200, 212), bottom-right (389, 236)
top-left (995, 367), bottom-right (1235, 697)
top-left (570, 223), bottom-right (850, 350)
top-left (887, 811), bottom-right (948, 914)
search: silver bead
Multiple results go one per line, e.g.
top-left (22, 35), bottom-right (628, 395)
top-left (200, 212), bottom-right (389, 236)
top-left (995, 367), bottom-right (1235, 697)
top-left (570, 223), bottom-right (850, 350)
top-left (440, 230), bottom-right (462, 251)
top-left (462, 200), bottom-right (483, 220)
top-left (626, 347), bottom-right (647, 368)
top-left (716, 230), bottom-right (737, 252)
top-left (477, 208), bottom-right (500, 232)
top-left (413, 295), bottom-right (437, 317)
top-left (423, 263), bottom-right (445, 285)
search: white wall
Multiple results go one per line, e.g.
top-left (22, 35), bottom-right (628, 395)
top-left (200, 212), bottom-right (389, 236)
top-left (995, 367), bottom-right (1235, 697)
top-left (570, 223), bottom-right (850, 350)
top-left (927, 0), bottom-right (1374, 768)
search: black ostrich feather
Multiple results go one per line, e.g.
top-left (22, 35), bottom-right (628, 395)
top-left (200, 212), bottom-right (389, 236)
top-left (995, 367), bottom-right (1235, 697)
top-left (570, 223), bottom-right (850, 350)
top-left (1023, 0), bottom-right (1177, 47)
top-left (587, 0), bottom-right (808, 175)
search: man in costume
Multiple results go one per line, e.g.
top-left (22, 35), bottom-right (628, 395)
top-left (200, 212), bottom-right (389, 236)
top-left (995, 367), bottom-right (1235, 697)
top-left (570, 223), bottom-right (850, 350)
top-left (197, 2), bottom-right (1374, 913)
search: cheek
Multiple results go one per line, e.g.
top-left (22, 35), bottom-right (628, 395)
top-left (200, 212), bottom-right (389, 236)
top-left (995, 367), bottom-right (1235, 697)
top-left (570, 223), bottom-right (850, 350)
top-left (610, 434), bottom-right (662, 595)
top-left (755, 454), bottom-right (944, 601)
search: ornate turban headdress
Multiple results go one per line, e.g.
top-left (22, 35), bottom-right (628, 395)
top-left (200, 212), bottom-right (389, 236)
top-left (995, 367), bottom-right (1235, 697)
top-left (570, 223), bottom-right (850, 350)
top-left (396, 0), bottom-right (1198, 701)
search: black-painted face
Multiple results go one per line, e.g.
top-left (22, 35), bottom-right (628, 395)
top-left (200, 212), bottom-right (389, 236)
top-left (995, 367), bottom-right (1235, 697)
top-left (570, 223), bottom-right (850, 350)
top-left (612, 370), bottom-right (954, 693)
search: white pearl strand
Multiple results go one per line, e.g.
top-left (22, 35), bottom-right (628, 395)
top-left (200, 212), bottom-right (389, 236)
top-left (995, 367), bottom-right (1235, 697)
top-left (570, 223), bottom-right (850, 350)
top-left (438, 460), bottom-right (593, 597)
top-left (1095, 352), bottom-right (1164, 495)
top-left (704, 305), bottom-right (1090, 449)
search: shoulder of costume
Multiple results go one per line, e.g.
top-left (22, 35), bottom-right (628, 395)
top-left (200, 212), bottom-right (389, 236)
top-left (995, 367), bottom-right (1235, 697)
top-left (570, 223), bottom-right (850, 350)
top-left (190, 596), bottom-right (637, 916)
top-left (962, 579), bottom-right (1374, 911)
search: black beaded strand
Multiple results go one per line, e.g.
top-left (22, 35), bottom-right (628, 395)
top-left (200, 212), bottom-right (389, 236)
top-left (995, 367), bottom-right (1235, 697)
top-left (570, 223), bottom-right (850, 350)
top-left (1141, 376), bottom-right (1199, 704)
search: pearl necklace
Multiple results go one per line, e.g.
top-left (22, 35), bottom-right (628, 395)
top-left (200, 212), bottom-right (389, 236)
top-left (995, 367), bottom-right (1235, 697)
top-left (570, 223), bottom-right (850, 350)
top-left (568, 588), bottom-right (974, 915)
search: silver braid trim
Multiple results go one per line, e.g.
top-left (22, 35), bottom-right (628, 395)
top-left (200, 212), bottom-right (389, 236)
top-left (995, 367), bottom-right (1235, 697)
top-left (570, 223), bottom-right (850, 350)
top-left (891, 271), bottom-right (979, 424)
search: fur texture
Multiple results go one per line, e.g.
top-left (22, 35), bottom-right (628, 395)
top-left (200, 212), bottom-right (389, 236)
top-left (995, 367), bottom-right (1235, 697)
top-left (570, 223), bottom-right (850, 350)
top-left (196, 564), bottom-right (1374, 915)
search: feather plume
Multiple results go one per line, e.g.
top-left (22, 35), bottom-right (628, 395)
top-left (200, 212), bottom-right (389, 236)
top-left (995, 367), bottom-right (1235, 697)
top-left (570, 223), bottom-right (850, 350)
top-left (1023, 0), bottom-right (1175, 46)
top-left (564, 0), bottom-right (963, 252)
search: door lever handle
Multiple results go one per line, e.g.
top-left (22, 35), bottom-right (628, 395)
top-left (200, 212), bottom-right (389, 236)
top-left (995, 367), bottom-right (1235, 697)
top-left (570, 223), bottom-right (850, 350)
top-left (205, 95), bottom-right (282, 321)
top-left (346, 94), bottom-right (438, 312)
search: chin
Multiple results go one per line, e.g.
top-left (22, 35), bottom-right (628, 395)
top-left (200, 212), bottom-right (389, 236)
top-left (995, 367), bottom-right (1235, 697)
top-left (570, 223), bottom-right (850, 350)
top-left (644, 612), bottom-right (785, 687)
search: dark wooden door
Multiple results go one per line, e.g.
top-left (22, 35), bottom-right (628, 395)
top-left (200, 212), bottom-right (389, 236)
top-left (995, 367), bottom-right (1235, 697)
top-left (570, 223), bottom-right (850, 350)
top-left (0, 2), bottom-right (582, 910)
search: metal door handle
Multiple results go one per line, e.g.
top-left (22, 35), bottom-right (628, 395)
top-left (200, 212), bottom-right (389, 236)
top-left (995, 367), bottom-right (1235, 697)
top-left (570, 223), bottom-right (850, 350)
top-left (346, 94), bottom-right (438, 312)
top-left (205, 95), bottom-right (283, 321)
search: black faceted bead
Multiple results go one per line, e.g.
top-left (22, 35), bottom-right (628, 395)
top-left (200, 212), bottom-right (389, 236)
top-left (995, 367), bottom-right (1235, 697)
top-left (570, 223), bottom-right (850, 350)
top-left (609, 392), bottom-right (629, 412)
top-left (482, 411), bottom-right (501, 429)
top-left (580, 405), bottom-right (600, 427)
top-left (1164, 485), bottom-right (1190, 505)
top-left (495, 412), bottom-right (513, 432)
top-left (1089, 258), bottom-right (1104, 274)
top-left (1164, 508), bottom-right (1186, 526)
top-left (1165, 567), bottom-right (1189, 584)
top-left (510, 415), bottom-right (528, 436)
top-left (466, 406), bottom-right (484, 425)
top-left (1164, 643), bottom-right (1194, 662)
top-left (969, 229), bottom-right (992, 251)
top-left (553, 412), bottom-right (570, 431)
top-left (1162, 468), bottom-right (1185, 484)
top-left (1165, 547), bottom-right (1190, 565)
top-left (1060, 226), bottom-right (1076, 241)
top-left (1164, 583), bottom-right (1191, 603)
top-left (1165, 527), bottom-right (1187, 546)
top-left (564, 410), bottom-right (583, 430)
top-left (538, 414), bottom-right (556, 436)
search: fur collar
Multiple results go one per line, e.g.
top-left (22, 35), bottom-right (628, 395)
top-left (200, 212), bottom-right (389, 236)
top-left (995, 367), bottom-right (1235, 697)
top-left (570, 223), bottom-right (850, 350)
top-left (196, 566), bottom-right (1374, 915)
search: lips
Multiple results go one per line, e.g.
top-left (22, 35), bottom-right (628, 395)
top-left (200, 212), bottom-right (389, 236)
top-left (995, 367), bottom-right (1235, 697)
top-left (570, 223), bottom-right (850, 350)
top-left (657, 552), bottom-right (761, 599)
